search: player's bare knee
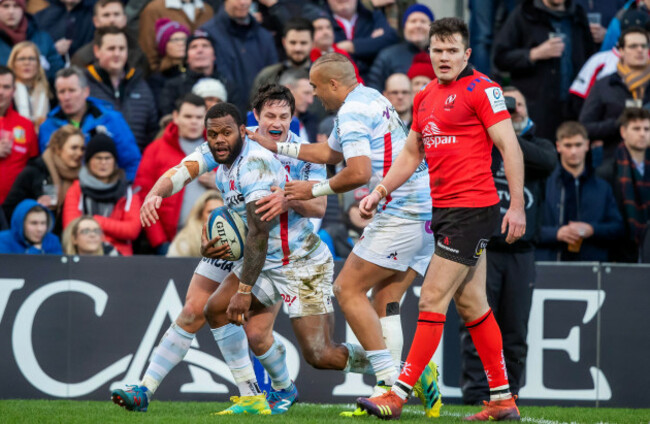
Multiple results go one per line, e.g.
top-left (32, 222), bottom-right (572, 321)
top-left (246, 327), bottom-right (273, 354)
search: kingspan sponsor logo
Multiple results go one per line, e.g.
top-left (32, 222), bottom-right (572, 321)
top-left (423, 121), bottom-right (457, 148)
top-left (424, 135), bottom-right (457, 149)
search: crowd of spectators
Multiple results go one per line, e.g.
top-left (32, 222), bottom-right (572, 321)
top-left (0, 0), bottom-right (648, 263)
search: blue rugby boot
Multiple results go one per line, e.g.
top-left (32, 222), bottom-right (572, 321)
top-left (266, 383), bottom-right (299, 414)
top-left (111, 385), bottom-right (149, 412)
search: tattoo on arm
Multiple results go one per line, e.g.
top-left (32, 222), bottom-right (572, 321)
top-left (240, 201), bottom-right (271, 286)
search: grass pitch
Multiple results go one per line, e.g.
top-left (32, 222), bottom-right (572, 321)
top-left (0, 400), bottom-right (648, 424)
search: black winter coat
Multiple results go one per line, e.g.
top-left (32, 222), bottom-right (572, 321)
top-left (35, 0), bottom-right (95, 56)
top-left (85, 65), bottom-right (159, 152)
top-left (579, 73), bottom-right (650, 159)
top-left (493, 0), bottom-right (595, 140)
top-left (158, 68), bottom-right (241, 117)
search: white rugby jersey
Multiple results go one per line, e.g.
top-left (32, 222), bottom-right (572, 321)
top-left (328, 84), bottom-right (432, 221)
top-left (198, 135), bottom-right (322, 270)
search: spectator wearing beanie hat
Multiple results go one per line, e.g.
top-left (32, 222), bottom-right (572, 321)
top-left (155, 18), bottom-right (190, 74)
top-left (367, 4), bottom-right (434, 91)
top-left (192, 77), bottom-right (227, 109)
top-left (138, 0), bottom-right (213, 73)
top-left (63, 133), bottom-right (141, 255)
top-left (0, 0), bottom-right (63, 80)
top-left (158, 29), bottom-right (240, 116)
top-left (407, 51), bottom-right (435, 93)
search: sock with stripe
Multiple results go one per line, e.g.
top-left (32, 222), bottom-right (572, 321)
top-left (212, 324), bottom-right (261, 396)
top-left (141, 323), bottom-right (194, 395)
top-left (465, 309), bottom-right (512, 401)
top-left (343, 342), bottom-right (374, 374)
top-left (367, 349), bottom-right (398, 386)
top-left (393, 311), bottom-right (446, 400)
top-left (380, 302), bottom-right (403, 371)
top-left (255, 339), bottom-right (292, 390)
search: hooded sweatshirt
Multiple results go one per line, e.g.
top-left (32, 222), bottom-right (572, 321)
top-left (0, 198), bottom-right (62, 254)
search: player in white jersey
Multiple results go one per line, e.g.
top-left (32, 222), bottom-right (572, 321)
top-left (248, 53), bottom-right (442, 417)
top-left (110, 88), bottom-right (366, 414)
top-left (200, 99), bottom-right (378, 415)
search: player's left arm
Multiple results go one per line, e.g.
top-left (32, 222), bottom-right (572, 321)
top-left (489, 119), bottom-right (527, 243)
top-left (226, 200), bottom-right (272, 325)
top-left (358, 129), bottom-right (424, 218)
top-left (284, 155), bottom-right (372, 201)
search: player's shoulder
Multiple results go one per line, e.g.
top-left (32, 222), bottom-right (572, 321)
top-left (243, 139), bottom-right (279, 164)
top-left (458, 68), bottom-right (502, 94)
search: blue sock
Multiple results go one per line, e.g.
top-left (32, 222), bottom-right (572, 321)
top-left (256, 339), bottom-right (292, 390)
top-left (141, 324), bottom-right (194, 395)
top-left (212, 324), bottom-right (261, 396)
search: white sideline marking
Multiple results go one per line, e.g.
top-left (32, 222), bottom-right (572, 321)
top-left (299, 403), bottom-right (594, 424)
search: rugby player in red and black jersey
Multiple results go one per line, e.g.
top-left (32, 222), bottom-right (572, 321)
top-left (356, 17), bottom-right (526, 421)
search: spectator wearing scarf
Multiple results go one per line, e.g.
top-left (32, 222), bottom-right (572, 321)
top-left (598, 107), bottom-right (650, 262)
top-left (62, 133), bottom-right (141, 255)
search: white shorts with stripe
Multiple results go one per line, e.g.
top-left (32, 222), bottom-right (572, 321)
top-left (352, 212), bottom-right (435, 276)
top-left (232, 243), bottom-right (334, 318)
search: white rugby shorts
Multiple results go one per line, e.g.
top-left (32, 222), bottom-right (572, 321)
top-left (194, 257), bottom-right (239, 282)
top-left (233, 243), bottom-right (334, 318)
top-left (352, 212), bottom-right (435, 276)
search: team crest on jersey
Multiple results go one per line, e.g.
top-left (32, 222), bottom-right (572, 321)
top-left (13, 127), bottom-right (25, 144)
top-left (444, 94), bottom-right (456, 110)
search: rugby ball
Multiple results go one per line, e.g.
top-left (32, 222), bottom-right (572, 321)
top-left (207, 206), bottom-right (247, 261)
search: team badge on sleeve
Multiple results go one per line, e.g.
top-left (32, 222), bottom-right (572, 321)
top-left (485, 87), bottom-right (507, 114)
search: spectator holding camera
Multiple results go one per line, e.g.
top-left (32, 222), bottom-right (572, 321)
top-left (459, 86), bottom-right (557, 405)
top-left (537, 121), bottom-right (624, 261)
top-left (597, 107), bottom-right (650, 262)
top-left (494, 0), bottom-right (595, 140)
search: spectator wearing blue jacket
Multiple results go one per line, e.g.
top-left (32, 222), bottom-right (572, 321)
top-left (325, 0), bottom-right (399, 80)
top-left (35, 0), bottom-right (95, 58)
top-left (601, 0), bottom-right (647, 52)
top-left (537, 121), bottom-right (625, 262)
top-left (39, 67), bottom-right (141, 181)
top-left (0, 0), bottom-right (63, 80)
top-left (200, 0), bottom-right (278, 113)
top-left (0, 198), bottom-right (62, 254)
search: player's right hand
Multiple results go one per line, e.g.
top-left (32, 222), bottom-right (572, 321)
top-left (200, 223), bottom-right (231, 259)
top-left (245, 128), bottom-right (278, 153)
top-left (359, 191), bottom-right (381, 219)
top-left (140, 195), bottom-right (163, 227)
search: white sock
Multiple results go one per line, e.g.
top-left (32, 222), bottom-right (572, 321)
top-left (380, 313), bottom-right (403, 371)
top-left (342, 343), bottom-right (374, 374)
top-left (367, 349), bottom-right (398, 386)
top-left (256, 339), bottom-right (292, 390)
top-left (141, 324), bottom-right (194, 395)
top-left (211, 324), bottom-right (261, 396)
top-left (490, 384), bottom-right (512, 401)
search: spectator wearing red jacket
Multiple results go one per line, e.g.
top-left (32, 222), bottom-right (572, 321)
top-left (0, 65), bottom-right (37, 204)
top-left (133, 93), bottom-right (212, 254)
top-left (63, 133), bottom-right (141, 255)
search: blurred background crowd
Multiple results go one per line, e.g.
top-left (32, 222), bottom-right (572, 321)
top-left (0, 0), bottom-right (648, 264)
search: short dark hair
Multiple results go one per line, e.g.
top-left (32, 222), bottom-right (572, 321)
top-left (93, 0), bottom-right (124, 16)
top-left (251, 84), bottom-right (296, 116)
top-left (429, 17), bottom-right (469, 49)
top-left (55, 66), bottom-right (88, 88)
top-left (283, 17), bottom-right (314, 38)
top-left (0, 65), bottom-right (15, 83)
top-left (556, 121), bottom-right (589, 141)
top-left (205, 102), bottom-right (243, 128)
top-left (619, 107), bottom-right (650, 128)
top-left (93, 26), bottom-right (127, 48)
top-left (618, 26), bottom-right (650, 48)
top-left (175, 93), bottom-right (206, 112)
